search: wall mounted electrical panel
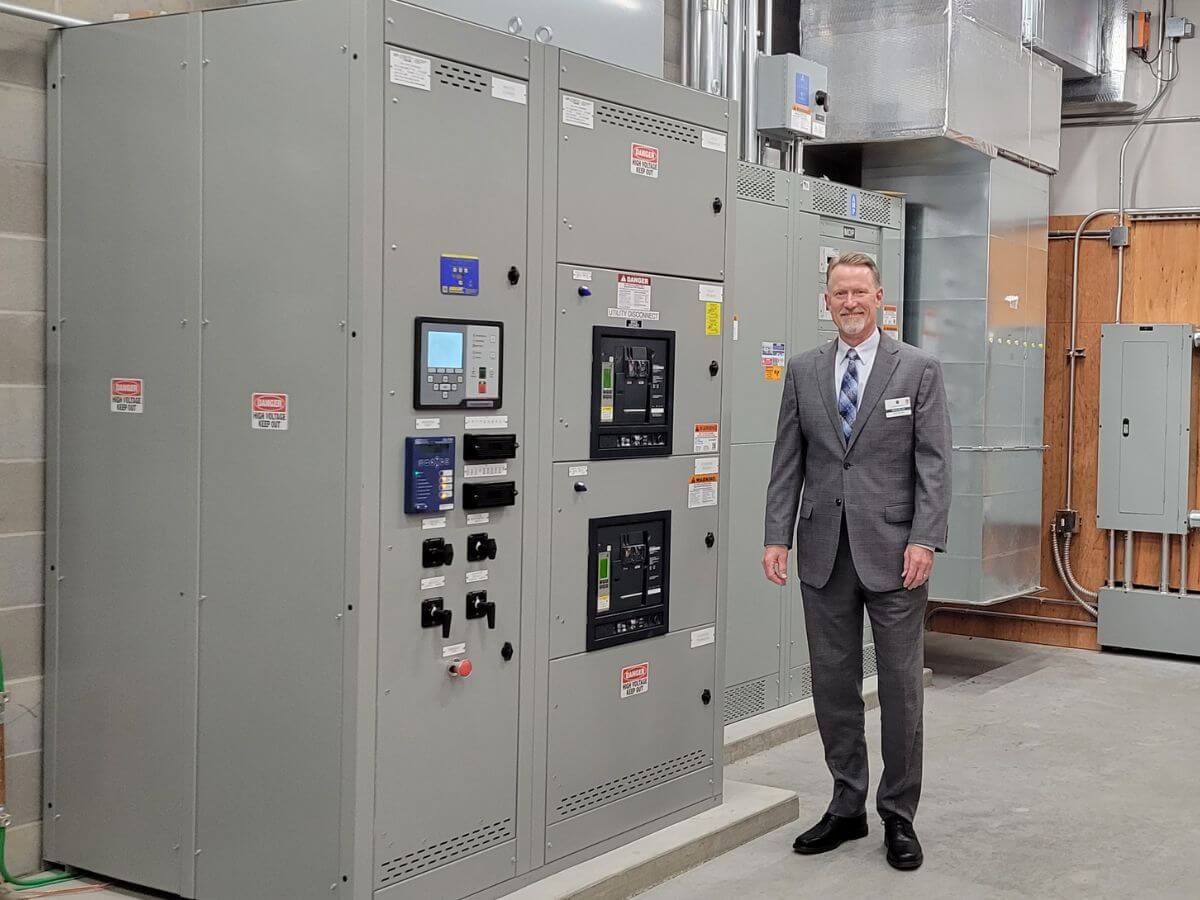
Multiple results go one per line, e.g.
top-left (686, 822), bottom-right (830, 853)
top-left (1096, 323), bottom-right (1198, 534)
top-left (721, 161), bottom-right (904, 725)
top-left (43, 3), bottom-right (733, 900)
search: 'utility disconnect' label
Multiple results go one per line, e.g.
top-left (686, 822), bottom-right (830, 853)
top-left (630, 143), bottom-right (660, 178)
top-left (110, 378), bottom-right (144, 414)
top-left (608, 308), bottom-right (660, 321)
top-left (620, 662), bottom-right (649, 699)
top-left (251, 393), bottom-right (288, 431)
top-left (389, 50), bottom-right (431, 90)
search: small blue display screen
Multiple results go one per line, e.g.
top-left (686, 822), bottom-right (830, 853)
top-left (794, 72), bottom-right (811, 107)
top-left (427, 330), bottom-right (464, 369)
top-left (440, 255), bottom-right (480, 295)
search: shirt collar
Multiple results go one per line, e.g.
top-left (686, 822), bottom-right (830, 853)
top-left (838, 326), bottom-right (880, 362)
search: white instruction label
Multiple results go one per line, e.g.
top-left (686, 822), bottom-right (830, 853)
top-left (572, 269), bottom-right (593, 282)
top-left (620, 662), bottom-right (650, 699)
top-left (466, 513), bottom-right (490, 526)
top-left (466, 569), bottom-right (489, 584)
top-left (819, 247), bottom-right (839, 274)
top-left (617, 273), bottom-right (652, 310)
top-left (698, 283), bottom-right (724, 303)
top-left (464, 463), bottom-right (508, 479)
top-left (415, 417), bottom-right (441, 430)
top-left (630, 143), bottom-right (660, 178)
top-left (813, 115), bottom-right (827, 139)
top-left (465, 415), bottom-right (509, 429)
top-left (110, 377), bottom-right (144, 414)
top-left (442, 642), bottom-right (466, 659)
top-left (568, 465), bottom-right (589, 477)
top-left (688, 474), bottom-right (719, 509)
top-left (701, 130), bottom-right (727, 153)
top-left (422, 517), bottom-right (447, 530)
top-left (251, 392), bottom-right (288, 431)
top-left (693, 423), bottom-right (719, 453)
top-left (389, 50), bottom-right (431, 90)
top-left (790, 107), bottom-right (813, 134)
top-left (421, 575), bottom-right (446, 591)
top-left (491, 76), bottom-right (527, 105)
top-left (818, 291), bottom-right (833, 321)
top-left (695, 456), bottom-right (719, 476)
top-left (562, 95), bottom-right (595, 128)
top-left (690, 626), bottom-right (716, 649)
top-left (608, 308), bottom-right (660, 321)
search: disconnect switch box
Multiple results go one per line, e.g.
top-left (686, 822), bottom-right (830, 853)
top-left (755, 54), bottom-right (829, 141)
top-left (1096, 324), bottom-right (1197, 534)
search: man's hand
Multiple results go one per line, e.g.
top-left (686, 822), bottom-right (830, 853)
top-left (902, 544), bottom-right (934, 590)
top-left (763, 545), bottom-right (789, 586)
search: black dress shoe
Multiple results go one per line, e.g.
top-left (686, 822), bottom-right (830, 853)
top-left (792, 812), bottom-right (869, 855)
top-left (883, 816), bottom-right (923, 870)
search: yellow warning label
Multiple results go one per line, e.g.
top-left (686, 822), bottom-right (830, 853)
top-left (705, 302), bottom-right (721, 336)
top-left (764, 365), bottom-right (783, 381)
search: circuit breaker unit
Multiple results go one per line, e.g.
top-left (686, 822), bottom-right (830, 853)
top-left (755, 54), bottom-right (830, 141)
top-left (42, 3), bottom-right (733, 899)
top-left (721, 162), bottom-right (904, 724)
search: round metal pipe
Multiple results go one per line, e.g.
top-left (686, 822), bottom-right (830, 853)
top-left (1124, 531), bottom-right (1134, 592)
top-left (697, 0), bottom-right (726, 95)
top-left (1108, 530), bottom-right (1116, 588)
top-left (0, 1), bottom-right (90, 26)
top-left (762, 0), bottom-right (772, 55)
top-left (925, 607), bottom-right (1097, 630)
top-left (743, 0), bottom-right (759, 162)
top-left (1064, 114), bottom-right (1200, 129)
top-left (1182, 532), bottom-right (1190, 598)
top-left (1160, 533), bottom-right (1170, 593)
top-left (681, 0), bottom-right (691, 86)
top-left (726, 0), bottom-right (744, 114)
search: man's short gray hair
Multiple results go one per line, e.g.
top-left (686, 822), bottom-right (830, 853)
top-left (827, 251), bottom-right (881, 288)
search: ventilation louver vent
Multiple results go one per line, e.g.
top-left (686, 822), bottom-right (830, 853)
top-left (436, 61), bottom-right (489, 94)
top-left (737, 163), bottom-right (780, 204)
top-left (378, 818), bottom-right (514, 887)
top-left (812, 180), bottom-right (850, 217)
top-left (858, 193), bottom-right (895, 226)
top-left (724, 676), bottom-right (770, 724)
top-left (595, 102), bottom-right (700, 145)
top-left (863, 643), bottom-right (878, 679)
top-left (795, 662), bottom-right (814, 701)
top-left (555, 749), bottom-right (708, 818)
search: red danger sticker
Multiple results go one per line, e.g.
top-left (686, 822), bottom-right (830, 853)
top-left (630, 143), bottom-right (659, 179)
top-left (251, 392), bottom-right (289, 431)
top-left (620, 662), bottom-right (649, 699)
top-left (110, 378), bottom-right (144, 414)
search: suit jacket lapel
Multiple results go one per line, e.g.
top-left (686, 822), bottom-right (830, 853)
top-left (846, 331), bottom-right (900, 453)
top-left (816, 341), bottom-right (845, 447)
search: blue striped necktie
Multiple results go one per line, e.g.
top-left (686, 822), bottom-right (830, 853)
top-left (838, 349), bottom-right (860, 442)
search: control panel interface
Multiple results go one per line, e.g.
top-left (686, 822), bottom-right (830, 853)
top-left (404, 436), bottom-right (455, 514)
top-left (587, 511), bottom-right (671, 650)
top-left (591, 327), bottom-right (675, 459)
top-left (414, 317), bottom-right (503, 410)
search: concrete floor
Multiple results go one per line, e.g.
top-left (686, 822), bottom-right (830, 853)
top-left (642, 633), bottom-right (1200, 900)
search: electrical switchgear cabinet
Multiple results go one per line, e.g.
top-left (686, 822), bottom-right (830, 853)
top-left (43, 2), bottom-right (734, 899)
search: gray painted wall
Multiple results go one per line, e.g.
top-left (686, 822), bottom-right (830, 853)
top-left (1052, 0), bottom-right (1200, 215)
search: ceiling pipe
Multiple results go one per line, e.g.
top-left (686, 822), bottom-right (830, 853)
top-left (0, 1), bottom-right (90, 27)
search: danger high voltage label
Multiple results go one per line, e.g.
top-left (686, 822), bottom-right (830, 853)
top-left (110, 378), bottom-right (144, 414)
top-left (251, 392), bottom-right (289, 431)
top-left (620, 662), bottom-right (649, 699)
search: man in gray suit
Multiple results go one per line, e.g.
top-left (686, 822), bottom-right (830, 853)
top-left (762, 251), bottom-right (951, 871)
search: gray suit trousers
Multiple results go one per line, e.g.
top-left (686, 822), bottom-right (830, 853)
top-left (802, 517), bottom-right (926, 823)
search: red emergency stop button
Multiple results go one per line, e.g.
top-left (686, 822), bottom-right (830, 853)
top-left (448, 659), bottom-right (472, 678)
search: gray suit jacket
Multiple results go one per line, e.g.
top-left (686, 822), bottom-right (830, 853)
top-left (764, 330), bottom-right (952, 592)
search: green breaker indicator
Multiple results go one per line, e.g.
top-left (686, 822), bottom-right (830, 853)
top-left (597, 548), bottom-right (611, 612)
top-left (600, 359), bottom-right (615, 423)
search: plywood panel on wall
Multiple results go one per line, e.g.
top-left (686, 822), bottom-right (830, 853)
top-left (929, 216), bottom-right (1200, 650)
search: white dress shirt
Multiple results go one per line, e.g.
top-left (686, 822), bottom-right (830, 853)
top-left (834, 325), bottom-right (880, 407)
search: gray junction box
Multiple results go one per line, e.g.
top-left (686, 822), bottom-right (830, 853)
top-left (722, 163), bottom-right (904, 723)
top-left (42, 2), bottom-right (734, 898)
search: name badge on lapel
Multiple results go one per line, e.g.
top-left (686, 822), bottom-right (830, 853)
top-left (885, 397), bottom-right (913, 418)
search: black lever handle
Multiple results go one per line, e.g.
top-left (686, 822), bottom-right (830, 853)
top-left (422, 598), bottom-right (453, 639)
top-left (467, 591), bottom-right (497, 630)
top-left (705, 532), bottom-right (715, 549)
top-left (508, 265), bottom-right (521, 285)
top-left (1122, 417), bottom-right (1130, 437)
top-left (709, 360), bottom-right (720, 377)
top-left (574, 482), bottom-right (588, 492)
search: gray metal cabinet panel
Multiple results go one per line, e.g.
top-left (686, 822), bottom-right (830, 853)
top-left (555, 93), bottom-right (729, 281)
top-left (549, 459), bottom-right (719, 659)
top-left (545, 630), bottom-right (717, 851)
top-left (194, 4), bottom-right (349, 897)
top-left (552, 266), bottom-right (723, 462)
top-left (723, 444), bottom-right (784, 688)
top-left (374, 24), bottom-right (531, 897)
top-left (730, 199), bottom-right (789, 445)
top-left (386, 0), bottom-right (532, 80)
top-left (47, 16), bottom-right (198, 891)
top-left (1096, 324), bottom-right (1196, 534)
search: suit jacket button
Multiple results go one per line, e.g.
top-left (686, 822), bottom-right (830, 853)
top-left (843, 462), bottom-right (851, 470)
